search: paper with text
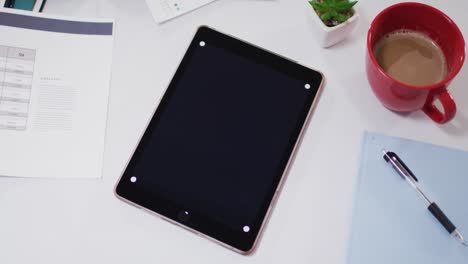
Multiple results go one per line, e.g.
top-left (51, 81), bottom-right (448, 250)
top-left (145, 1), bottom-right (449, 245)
top-left (145, 0), bottom-right (217, 23)
top-left (0, 10), bottom-right (114, 178)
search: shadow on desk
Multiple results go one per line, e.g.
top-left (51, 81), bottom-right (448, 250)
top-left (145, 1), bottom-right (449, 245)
top-left (438, 111), bottom-right (468, 136)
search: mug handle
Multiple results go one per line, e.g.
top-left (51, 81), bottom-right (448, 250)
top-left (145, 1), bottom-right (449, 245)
top-left (422, 87), bottom-right (456, 124)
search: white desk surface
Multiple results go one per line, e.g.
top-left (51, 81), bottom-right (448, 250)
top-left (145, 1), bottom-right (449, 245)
top-left (1, 0), bottom-right (468, 263)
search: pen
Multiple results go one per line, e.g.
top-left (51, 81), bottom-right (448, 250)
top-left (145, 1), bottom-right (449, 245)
top-left (382, 150), bottom-right (468, 247)
top-left (39, 0), bottom-right (47, 12)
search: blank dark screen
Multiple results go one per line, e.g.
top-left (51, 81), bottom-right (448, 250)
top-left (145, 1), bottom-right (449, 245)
top-left (133, 41), bottom-right (312, 232)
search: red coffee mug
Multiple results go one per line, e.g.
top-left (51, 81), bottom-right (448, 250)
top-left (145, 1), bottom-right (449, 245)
top-left (366, 2), bottom-right (465, 124)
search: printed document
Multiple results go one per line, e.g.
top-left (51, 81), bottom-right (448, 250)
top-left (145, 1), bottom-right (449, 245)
top-left (145, 0), bottom-right (217, 23)
top-left (0, 10), bottom-right (114, 178)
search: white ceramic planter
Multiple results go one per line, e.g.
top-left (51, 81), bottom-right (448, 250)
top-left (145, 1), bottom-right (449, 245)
top-left (308, 7), bottom-right (359, 48)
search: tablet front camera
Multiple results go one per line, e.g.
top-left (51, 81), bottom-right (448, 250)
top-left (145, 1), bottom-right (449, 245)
top-left (178, 210), bottom-right (190, 222)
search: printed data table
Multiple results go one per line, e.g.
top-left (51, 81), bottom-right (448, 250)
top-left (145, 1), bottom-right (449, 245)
top-left (0, 45), bottom-right (36, 130)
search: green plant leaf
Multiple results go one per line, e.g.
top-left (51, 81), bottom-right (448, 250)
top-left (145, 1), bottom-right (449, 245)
top-left (335, 13), bottom-right (349, 22)
top-left (310, 0), bottom-right (356, 24)
top-left (330, 9), bottom-right (339, 18)
top-left (335, 1), bottom-right (357, 12)
top-left (320, 12), bottom-right (333, 21)
top-left (310, 2), bottom-right (327, 13)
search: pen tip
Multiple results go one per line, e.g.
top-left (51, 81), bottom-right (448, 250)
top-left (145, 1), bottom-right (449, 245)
top-left (454, 230), bottom-right (468, 247)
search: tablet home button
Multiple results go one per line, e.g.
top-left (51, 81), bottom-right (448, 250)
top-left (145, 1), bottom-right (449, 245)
top-left (177, 210), bottom-right (190, 222)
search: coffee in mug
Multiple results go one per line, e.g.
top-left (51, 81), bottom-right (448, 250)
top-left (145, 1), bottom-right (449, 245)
top-left (373, 30), bottom-right (447, 87)
top-left (366, 2), bottom-right (466, 124)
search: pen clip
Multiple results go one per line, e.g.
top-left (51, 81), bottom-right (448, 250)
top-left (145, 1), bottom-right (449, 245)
top-left (383, 151), bottom-right (419, 182)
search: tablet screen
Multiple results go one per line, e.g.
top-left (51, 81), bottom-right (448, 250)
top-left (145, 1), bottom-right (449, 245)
top-left (116, 26), bottom-right (323, 253)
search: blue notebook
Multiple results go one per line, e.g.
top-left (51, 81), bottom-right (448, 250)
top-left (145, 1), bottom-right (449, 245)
top-left (348, 132), bottom-right (468, 263)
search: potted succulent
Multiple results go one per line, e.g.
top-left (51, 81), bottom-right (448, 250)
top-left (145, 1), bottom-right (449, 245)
top-left (307, 0), bottom-right (359, 47)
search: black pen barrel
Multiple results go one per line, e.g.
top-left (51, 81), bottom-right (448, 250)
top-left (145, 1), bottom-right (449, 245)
top-left (428, 202), bottom-right (456, 234)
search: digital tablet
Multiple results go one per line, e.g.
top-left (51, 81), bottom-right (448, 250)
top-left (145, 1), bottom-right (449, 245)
top-left (115, 26), bottom-right (324, 254)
